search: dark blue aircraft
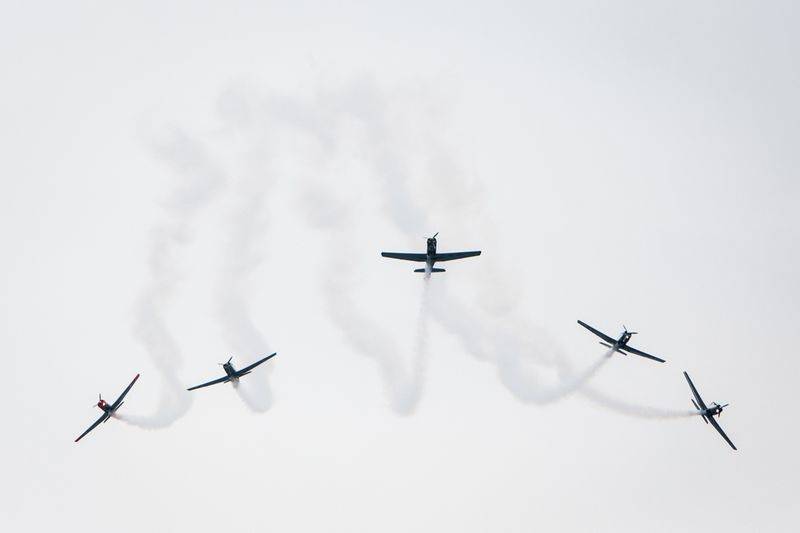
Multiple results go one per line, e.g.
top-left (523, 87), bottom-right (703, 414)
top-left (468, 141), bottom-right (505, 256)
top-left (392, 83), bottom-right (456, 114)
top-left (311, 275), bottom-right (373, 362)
top-left (381, 233), bottom-right (481, 274)
top-left (187, 353), bottom-right (276, 391)
top-left (684, 371), bottom-right (736, 450)
top-left (75, 373), bottom-right (140, 442)
top-left (577, 320), bottom-right (665, 363)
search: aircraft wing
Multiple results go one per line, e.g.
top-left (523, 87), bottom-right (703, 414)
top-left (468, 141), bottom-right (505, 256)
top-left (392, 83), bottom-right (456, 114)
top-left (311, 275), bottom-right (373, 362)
top-left (707, 415), bottom-right (737, 450)
top-left (75, 412), bottom-right (110, 442)
top-left (683, 371), bottom-right (708, 410)
top-left (434, 251), bottom-right (481, 262)
top-left (110, 374), bottom-right (140, 410)
top-left (619, 345), bottom-right (666, 363)
top-left (577, 320), bottom-right (617, 344)
top-left (187, 374), bottom-right (232, 391)
top-left (381, 252), bottom-right (427, 262)
top-left (234, 353), bottom-right (277, 376)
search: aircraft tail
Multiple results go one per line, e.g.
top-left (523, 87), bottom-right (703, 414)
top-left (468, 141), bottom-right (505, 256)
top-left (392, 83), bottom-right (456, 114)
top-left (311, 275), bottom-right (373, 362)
top-left (599, 342), bottom-right (627, 355)
top-left (690, 399), bottom-right (708, 424)
top-left (414, 268), bottom-right (445, 273)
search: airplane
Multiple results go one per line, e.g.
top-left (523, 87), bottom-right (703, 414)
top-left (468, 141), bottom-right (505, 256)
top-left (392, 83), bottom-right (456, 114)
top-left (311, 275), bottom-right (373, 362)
top-left (75, 373), bottom-right (140, 443)
top-left (187, 353), bottom-right (277, 391)
top-left (381, 233), bottom-right (481, 273)
top-left (577, 320), bottom-right (666, 363)
top-left (684, 371), bottom-right (736, 450)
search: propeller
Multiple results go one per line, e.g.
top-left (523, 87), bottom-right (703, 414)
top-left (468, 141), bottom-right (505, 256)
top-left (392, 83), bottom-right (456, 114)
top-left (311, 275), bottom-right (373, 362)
top-left (431, 232), bottom-right (439, 239)
top-left (623, 325), bottom-right (638, 335)
top-left (219, 356), bottom-right (233, 366)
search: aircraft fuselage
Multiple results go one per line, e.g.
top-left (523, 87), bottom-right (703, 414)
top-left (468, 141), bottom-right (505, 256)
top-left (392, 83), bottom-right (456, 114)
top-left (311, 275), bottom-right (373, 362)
top-left (222, 362), bottom-right (238, 379)
top-left (617, 332), bottom-right (633, 347)
top-left (424, 237), bottom-right (438, 270)
top-left (95, 398), bottom-right (119, 419)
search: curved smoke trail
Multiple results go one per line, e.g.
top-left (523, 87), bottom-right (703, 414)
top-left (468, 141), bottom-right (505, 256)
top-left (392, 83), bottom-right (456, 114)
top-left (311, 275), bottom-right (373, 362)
top-left (336, 83), bottom-right (677, 411)
top-left (248, 80), bottom-right (432, 415)
top-left (427, 279), bottom-right (613, 404)
top-left (273, 79), bottom-right (615, 409)
top-left (128, 129), bottom-right (226, 427)
top-left (130, 79), bottom-right (676, 417)
top-left (211, 89), bottom-right (280, 412)
top-left (310, 191), bottom-right (426, 415)
top-left (579, 386), bottom-right (697, 419)
top-left (215, 160), bottom-right (276, 410)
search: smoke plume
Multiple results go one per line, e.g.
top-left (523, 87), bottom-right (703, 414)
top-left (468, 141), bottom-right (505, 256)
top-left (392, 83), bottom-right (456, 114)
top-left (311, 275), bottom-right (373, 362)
top-left (132, 78), bottom-right (683, 418)
top-left (580, 386), bottom-right (698, 419)
top-left (130, 129), bottom-right (225, 427)
top-left (215, 96), bottom-right (273, 412)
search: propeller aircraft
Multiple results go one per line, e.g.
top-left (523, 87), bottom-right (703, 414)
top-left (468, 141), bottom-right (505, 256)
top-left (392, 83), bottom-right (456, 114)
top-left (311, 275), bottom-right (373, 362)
top-left (577, 320), bottom-right (665, 363)
top-left (381, 232), bottom-right (481, 274)
top-left (187, 353), bottom-right (277, 391)
top-left (74, 373), bottom-right (140, 443)
top-left (684, 371), bottom-right (736, 450)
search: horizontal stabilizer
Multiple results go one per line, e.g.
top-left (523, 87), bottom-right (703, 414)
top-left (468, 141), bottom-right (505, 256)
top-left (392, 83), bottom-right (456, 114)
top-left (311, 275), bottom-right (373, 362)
top-left (600, 343), bottom-right (628, 355)
top-left (110, 401), bottom-right (124, 416)
top-left (414, 268), bottom-right (445, 273)
top-left (691, 399), bottom-right (708, 423)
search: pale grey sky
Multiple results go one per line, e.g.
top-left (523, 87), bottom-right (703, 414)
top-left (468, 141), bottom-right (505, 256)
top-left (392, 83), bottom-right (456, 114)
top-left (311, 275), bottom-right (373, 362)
top-left (1, 2), bottom-right (798, 532)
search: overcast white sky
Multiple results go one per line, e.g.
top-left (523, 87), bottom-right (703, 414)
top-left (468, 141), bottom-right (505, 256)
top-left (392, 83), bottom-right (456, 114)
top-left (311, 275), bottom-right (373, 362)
top-left (2, 2), bottom-right (799, 531)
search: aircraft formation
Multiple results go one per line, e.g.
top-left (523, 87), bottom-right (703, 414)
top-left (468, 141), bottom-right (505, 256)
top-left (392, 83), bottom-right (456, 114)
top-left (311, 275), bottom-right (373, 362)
top-left (75, 233), bottom-right (737, 451)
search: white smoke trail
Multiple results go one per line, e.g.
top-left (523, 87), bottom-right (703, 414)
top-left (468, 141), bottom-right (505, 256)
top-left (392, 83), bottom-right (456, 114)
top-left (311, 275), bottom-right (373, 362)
top-left (427, 279), bottom-right (613, 404)
top-left (114, 411), bottom-right (168, 429)
top-left (133, 79), bottom-right (665, 416)
top-left (580, 386), bottom-right (698, 419)
top-left (211, 79), bottom-right (666, 415)
top-left (497, 351), bottom-right (612, 405)
top-left (409, 276), bottom-right (432, 405)
top-left (130, 129), bottom-right (225, 427)
top-left (213, 89), bottom-right (278, 412)
top-left (215, 174), bottom-right (275, 411)
top-left (257, 81), bottom-right (431, 414)
top-left (320, 231), bottom-right (425, 415)
top-left (343, 87), bottom-right (655, 409)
